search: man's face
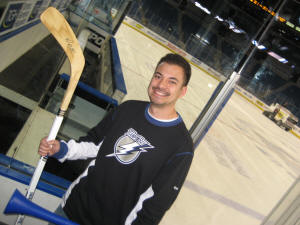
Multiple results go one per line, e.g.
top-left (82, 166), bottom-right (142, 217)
top-left (148, 62), bottom-right (187, 108)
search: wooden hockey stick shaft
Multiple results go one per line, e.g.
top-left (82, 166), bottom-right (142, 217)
top-left (15, 7), bottom-right (85, 225)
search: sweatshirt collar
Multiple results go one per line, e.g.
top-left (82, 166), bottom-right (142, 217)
top-left (145, 104), bottom-right (182, 127)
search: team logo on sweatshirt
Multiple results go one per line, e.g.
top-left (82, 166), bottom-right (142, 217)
top-left (106, 128), bottom-right (154, 164)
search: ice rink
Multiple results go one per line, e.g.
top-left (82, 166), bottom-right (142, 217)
top-left (114, 22), bottom-right (300, 225)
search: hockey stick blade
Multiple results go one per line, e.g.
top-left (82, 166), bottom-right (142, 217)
top-left (40, 7), bottom-right (85, 112)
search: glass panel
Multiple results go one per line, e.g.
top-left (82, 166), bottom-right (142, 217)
top-left (0, 96), bottom-right (31, 154)
top-left (123, 0), bottom-right (300, 224)
top-left (0, 35), bottom-right (64, 102)
top-left (260, 177), bottom-right (300, 225)
top-left (124, 0), bottom-right (278, 128)
top-left (69, 0), bottom-right (130, 34)
top-left (237, 1), bottom-right (300, 122)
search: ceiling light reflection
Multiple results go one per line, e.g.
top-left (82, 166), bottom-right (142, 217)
top-left (195, 2), bottom-right (211, 14)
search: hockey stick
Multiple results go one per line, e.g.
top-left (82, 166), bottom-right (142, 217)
top-left (14, 7), bottom-right (85, 224)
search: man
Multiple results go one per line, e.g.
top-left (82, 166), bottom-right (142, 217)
top-left (39, 53), bottom-right (194, 225)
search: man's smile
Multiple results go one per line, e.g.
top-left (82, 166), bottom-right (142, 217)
top-left (152, 87), bottom-right (170, 97)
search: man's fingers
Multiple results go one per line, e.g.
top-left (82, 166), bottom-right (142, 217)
top-left (38, 137), bottom-right (59, 156)
top-left (47, 140), bottom-right (56, 145)
top-left (39, 138), bottom-right (52, 156)
top-left (38, 148), bottom-right (49, 156)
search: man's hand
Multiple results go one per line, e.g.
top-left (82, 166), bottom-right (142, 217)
top-left (38, 137), bottom-right (60, 157)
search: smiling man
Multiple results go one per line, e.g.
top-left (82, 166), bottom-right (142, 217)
top-left (39, 53), bottom-right (194, 225)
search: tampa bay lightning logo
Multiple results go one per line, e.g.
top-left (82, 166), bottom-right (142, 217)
top-left (106, 128), bottom-right (154, 164)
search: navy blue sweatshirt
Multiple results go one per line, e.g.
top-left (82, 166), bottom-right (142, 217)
top-left (54, 100), bottom-right (194, 225)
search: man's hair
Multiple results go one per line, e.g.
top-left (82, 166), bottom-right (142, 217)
top-left (156, 53), bottom-right (191, 86)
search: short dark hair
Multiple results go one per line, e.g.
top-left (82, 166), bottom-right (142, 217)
top-left (156, 53), bottom-right (191, 86)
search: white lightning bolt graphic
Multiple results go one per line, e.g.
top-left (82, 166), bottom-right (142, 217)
top-left (106, 142), bottom-right (152, 157)
top-left (117, 142), bottom-right (142, 155)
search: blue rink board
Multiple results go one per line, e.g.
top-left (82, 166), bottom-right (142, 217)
top-left (0, 153), bottom-right (71, 198)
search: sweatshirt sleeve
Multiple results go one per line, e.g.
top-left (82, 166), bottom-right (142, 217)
top-left (130, 150), bottom-right (194, 225)
top-left (53, 106), bottom-right (117, 162)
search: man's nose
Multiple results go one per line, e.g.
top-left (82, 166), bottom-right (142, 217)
top-left (157, 78), bottom-right (167, 89)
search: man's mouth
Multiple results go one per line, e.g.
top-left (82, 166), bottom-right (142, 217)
top-left (152, 87), bottom-right (170, 97)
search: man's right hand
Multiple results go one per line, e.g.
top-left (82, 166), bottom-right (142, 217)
top-left (38, 137), bottom-right (60, 157)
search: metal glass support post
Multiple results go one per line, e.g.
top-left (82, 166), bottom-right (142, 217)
top-left (189, 72), bottom-right (240, 148)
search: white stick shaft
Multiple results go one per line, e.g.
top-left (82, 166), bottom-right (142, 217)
top-left (47, 115), bottom-right (64, 141)
top-left (27, 115), bottom-right (63, 198)
top-left (14, 115), bottom-right (64, 225)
